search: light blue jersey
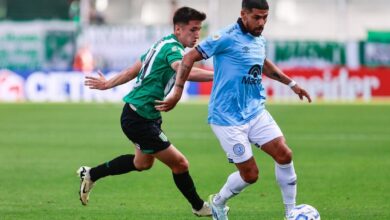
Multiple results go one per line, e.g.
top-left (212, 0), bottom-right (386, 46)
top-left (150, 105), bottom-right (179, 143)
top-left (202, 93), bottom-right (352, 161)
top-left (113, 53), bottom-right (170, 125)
top-left (196, 19), bottom-right (267, 126)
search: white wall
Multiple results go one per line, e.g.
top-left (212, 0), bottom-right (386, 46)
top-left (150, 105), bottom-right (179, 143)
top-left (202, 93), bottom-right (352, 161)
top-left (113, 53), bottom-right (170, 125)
top-left (101, 0), bottom-right (390, 40)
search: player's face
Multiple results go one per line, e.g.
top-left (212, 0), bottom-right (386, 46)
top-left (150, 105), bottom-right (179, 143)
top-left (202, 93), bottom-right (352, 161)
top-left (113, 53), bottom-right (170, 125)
top-left (241, 8), bottom-right (268, 37)
top-left (176, 20), bottom-right (202, 48)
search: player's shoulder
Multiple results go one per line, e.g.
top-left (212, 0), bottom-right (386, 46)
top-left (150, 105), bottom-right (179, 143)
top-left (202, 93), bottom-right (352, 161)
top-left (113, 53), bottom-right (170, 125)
top-left (257, 35), bottom-right (267, 45)
top-left (259, 35), bottom-right (266, 42)
top-left (220, 23), bottom-right (241, 38)
top-left (157, 34), bottom-right (183, 48)
top-left (164, 41), bottom-right (184, 54)
top-left (158, 35), bottom-right (184, 53)
top-left (206, 23), bottom-right (239, 44)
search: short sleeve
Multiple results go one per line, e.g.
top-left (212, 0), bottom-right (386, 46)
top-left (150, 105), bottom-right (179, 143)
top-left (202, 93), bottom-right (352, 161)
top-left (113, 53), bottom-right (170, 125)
top-left (140, 48), bottom-right (150, 62)
top-left (196, 32), bottom-right (231, 60)
top-left (165, 44), bottom-right (184, 65)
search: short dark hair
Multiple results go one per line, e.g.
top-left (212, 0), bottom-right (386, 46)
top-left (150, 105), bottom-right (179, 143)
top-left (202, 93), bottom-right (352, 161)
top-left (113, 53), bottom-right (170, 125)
top-left (242, 0), bottom-right (269, 10)
top-left (173, 7), bottom-right (206, 25)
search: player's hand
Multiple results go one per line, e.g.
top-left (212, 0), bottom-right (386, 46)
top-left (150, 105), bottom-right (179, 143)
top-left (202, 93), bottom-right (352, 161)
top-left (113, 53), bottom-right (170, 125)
top-left (84, 71), bottom-right (108, 90)
top-left (291, 84), bottom-right (312, 103)
top-left (155, 93), bottom-right (181, 112)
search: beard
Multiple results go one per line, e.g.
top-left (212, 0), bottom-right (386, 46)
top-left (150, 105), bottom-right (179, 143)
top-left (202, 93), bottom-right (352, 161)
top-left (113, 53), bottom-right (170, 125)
top-left (250, 28), bottom-right (263, 37)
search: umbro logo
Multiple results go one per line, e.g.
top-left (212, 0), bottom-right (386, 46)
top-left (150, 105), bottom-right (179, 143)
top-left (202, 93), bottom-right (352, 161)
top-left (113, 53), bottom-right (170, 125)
top-left (242, 46), bottom-right (250, 53)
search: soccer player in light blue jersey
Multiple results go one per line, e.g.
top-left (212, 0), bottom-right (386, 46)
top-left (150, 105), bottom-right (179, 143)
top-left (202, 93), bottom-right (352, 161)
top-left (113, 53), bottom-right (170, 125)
top-left (156, 0), bottom-right (312, 219)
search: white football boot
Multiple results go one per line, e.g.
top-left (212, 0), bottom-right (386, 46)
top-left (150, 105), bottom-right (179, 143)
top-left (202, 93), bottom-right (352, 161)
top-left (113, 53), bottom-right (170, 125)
top-left (209, 194), bottom-right (230, 220)
top-left (77, 166), bottom-right (95, 205)
top-left (192, 202), bottom-right (212, 217)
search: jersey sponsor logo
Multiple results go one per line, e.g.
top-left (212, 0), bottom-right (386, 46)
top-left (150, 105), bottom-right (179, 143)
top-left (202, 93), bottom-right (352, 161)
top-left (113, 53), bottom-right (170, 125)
top-left (233, 143), bottom-right (245, 156)
top-left (241, 64), bottom-right (262, 85)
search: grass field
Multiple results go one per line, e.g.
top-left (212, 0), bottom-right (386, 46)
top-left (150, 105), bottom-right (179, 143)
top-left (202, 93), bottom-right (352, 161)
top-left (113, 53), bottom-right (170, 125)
top-left (1, 103), bottom-right (390, 219)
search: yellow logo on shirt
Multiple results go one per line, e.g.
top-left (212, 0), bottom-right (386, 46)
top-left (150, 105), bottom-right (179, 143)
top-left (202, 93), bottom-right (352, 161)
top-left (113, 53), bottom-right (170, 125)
top-left (212, 34), bottom-right (221, 41)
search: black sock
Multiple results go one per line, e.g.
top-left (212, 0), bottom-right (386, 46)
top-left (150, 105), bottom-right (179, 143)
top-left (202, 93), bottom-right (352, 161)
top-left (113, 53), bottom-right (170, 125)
top-left (173, 171), bottom-right (204, 211)
top-left (89, 154), bottom-right (138, 182)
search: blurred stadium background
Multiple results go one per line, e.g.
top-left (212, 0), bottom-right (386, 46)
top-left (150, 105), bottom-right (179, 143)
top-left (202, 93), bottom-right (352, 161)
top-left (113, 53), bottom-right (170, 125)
top-left (1, 0), bottom-right (390, 102)
top-left (1, 1), bottom-right (390, 220)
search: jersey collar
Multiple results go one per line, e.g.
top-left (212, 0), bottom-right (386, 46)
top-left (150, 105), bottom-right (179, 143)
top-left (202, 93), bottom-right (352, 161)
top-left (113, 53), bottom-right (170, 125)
top-left (237, 18), bottom-right (262, 38)
top-left (171, 33), bottom-right (185, 48)
top-left (237, 18), bottom-right (249, 34)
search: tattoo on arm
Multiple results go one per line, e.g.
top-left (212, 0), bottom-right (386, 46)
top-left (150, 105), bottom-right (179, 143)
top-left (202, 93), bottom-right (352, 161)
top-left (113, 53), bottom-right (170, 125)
top-left (272, 72), bottom-right (282, 81)
top-left (178, 64), bottom-right (191, 80)
top-left (175, 84), bottom-right (184, 89)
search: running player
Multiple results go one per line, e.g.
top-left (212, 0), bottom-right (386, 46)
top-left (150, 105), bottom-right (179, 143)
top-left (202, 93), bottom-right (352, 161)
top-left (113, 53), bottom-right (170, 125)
top-left (77, 6), bottom-right (213, 217)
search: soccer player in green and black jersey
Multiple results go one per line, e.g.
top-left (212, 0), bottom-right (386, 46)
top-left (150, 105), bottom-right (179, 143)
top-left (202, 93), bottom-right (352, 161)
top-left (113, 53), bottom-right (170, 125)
top-left (77, 7), bottom-right (213, 217)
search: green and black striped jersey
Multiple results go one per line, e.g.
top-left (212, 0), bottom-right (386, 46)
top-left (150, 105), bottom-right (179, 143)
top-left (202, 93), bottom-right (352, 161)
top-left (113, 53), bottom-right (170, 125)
top-left (123, 34), bottom-right (185, 119)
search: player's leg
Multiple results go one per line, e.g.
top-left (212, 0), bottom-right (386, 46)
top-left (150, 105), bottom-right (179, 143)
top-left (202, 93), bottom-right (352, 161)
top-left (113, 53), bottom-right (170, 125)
top-left (209, 124), bottom-right (256, 220)
top-left (133, 147), bottom-right (155, 170)
top-left (261, 137), bottom-right (296, 217)
top-left (213, 157), bottom-right (257, 203)
top-left (87, 102), bottom-right (157, 182)
top-left (77, 103), bottom-right (154, 205)
top-left (117, 104), bottom-right (209, 214)
top-left (77, 148), bottom-right (152, 206)
top-left (153, 144), bottom-right (211, 216)
top-left (249, 110), bottom-right (297, 217)
top-left (89, 147), bottom-right (154, 182)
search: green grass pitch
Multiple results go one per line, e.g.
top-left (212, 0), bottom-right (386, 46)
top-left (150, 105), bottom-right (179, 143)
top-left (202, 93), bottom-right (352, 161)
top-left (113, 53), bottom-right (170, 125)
top-left (0, 103), bottom-right (389, 219)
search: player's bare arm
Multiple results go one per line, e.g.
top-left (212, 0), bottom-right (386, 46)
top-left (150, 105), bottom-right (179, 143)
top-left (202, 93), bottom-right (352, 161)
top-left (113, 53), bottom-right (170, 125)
top-left (187, 67), bottom-right (213, 82)
top-left (155, 49), bottom-right (203, 112)
top-left (85, 60), bottom-right (142, 90)
top-left (263, 58), bottom-right (312, 103)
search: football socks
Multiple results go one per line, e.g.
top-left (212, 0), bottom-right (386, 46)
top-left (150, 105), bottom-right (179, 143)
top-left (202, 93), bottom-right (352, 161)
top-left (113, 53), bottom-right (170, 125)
top-left (214, 171), bottom-right (250, 206)
top-left (172, 171), bottom-right (204, 211)
top-left (89, 154), bottom-right (138, 182)
top-left (275, 161), bottom-right (297, 216)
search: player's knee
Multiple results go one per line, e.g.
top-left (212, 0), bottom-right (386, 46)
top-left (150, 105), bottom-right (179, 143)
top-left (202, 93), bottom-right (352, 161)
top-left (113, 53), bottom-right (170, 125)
top-left (137, 164), bottom-right (153, 171)
top-left (134, 161), bottom-right (153, 171)
top-left (172, 157), bottom-right (189, 173)
top-left (241, 168), bottom-right (259, 184)
top-left (275, 147), bottom-right (292, 164)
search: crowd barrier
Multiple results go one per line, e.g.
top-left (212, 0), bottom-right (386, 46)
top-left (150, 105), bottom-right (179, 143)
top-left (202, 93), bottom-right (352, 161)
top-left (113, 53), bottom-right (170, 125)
top-left (1, 68), bottom-right (389, 102)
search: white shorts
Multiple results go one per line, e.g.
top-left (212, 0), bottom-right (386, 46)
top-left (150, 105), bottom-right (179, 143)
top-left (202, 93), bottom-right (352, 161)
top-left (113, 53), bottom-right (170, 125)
top-left (210, 110), bottom-right (283, 164)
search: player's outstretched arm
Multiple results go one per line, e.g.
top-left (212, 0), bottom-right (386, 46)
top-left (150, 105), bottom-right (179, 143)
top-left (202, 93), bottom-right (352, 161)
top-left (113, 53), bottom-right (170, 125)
top-left (84, 60), bottom-right (142, 90)
top-left (187, 67), bottom-right (213, 82)
top-left (263, 58), bottom-right (312, 103)
top-left (155, 49), bottom-right (203, 112)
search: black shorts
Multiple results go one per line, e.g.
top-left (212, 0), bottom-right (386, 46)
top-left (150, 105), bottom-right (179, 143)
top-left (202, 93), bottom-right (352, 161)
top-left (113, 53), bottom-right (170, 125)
top-left (120, 103), bottom-right (171, 154)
